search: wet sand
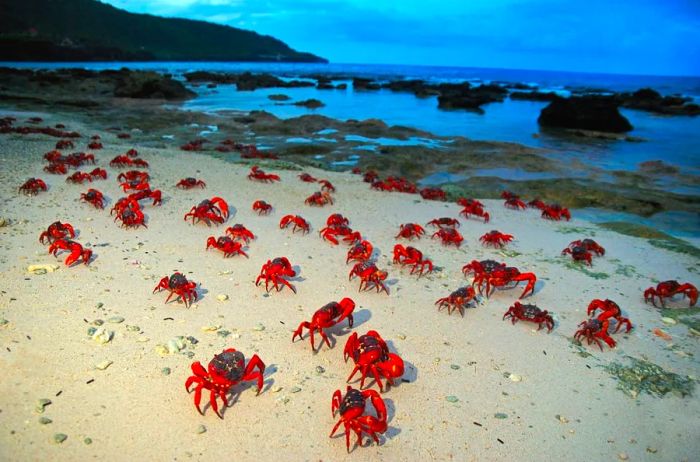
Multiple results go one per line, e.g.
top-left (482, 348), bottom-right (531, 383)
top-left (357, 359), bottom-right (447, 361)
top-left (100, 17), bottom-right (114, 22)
top-left (0, 110), bottom-right (698, 461)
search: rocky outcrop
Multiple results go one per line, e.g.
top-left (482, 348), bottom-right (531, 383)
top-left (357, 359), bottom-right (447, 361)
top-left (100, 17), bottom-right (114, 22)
top-left (184, 72), bottom-right (315, 91)
top-left (353, 78), bottom-right (381, 91)
top-left (538, 96), bottom-right (633, 133)
top-left (113, 71), bottom-right (195, 100)
top-left (436, 83), bottom-right (508, 113)
top-left (619, 88), bottom-right (700, 116)
top-left (268, 94), bottom-right (291, 101)
top-left (292, 99), bottom-right (325, 109)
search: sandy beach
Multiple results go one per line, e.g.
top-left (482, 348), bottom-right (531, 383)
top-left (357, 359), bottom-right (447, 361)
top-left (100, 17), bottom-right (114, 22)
top-left (0, 109), bottom-right (698, 462)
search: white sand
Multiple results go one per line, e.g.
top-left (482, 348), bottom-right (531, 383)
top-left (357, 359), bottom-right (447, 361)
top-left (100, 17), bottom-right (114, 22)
top-left (0, 110), bottom-right (698, 461)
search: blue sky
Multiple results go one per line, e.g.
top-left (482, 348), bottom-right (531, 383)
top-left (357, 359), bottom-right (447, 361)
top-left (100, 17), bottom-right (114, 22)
top-left (103, 0), bottom-right (700, 76)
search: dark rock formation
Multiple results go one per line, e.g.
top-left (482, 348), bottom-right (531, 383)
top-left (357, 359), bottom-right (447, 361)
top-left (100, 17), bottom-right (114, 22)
top-left (619, 88), bottom-right (699, 116)
top-left (437, 83), bottom-right (508, 113)
top-left (268, 94), bottom-right (291, 101)
top-left (353, 78), bottom-right (381, 91)
top-left (538, 96), bottom-right (633, 133)
top-left (292, 99), bottom-right (325, 109)
top-left (113, 71), bottom-right (195, 99)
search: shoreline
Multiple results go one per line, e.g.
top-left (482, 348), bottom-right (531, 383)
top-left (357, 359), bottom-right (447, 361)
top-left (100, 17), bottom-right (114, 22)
top-left (0, 110), bottom-right (699, 461)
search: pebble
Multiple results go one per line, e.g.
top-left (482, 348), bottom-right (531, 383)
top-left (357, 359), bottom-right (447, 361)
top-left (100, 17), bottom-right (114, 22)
top-left (618, 452), bottom-right (629, 460)
top-left (660, 317), bottom-right (677, 325)
top-left (161, 367), bottom-right (171, 376)
top-left (216, 294), bottom-right (229, 302)
top-left (315, 366), bottom-right (325, 374)
top-left (107, 316), bottom-right (125, 324)
top-left (217, 330), bottom-right (231, 338)
top-left (290, 386), bottom-right (302, 393)
top-left (397, 333), bottom-right (406, 340)
top-left (36, 399), bottom-right (51, 413)
top-left (201, 325), bottom-right (221, 332)
top-left (126, 325), bottom-right (141, 332)
top-left (27, 264), bottom-right (59, 274)
top-left (84, 437), bottom-right (93, 445)
top-left (0, 217), bottom-right (7, 227)
top-left (556, 414), bottom-right (569, 423)
top-left (450, 364), bottom-right (460, 370)
top-left (509, 374), bottom-right (523, 382)
top-left (52, 433), bottom-right (68, 444)
top-left (196, 425), bottom-right (207, 434)
top-left (96, 302), bottom-right (104, 309)
top-left (91, 327), bottom-right (114, 344)
top-left (0, 319), bottom-right (8, 327)
top-left (445, 395), bottom-right (459, 403)
top-left (95, 360), bottom-right (113, 370)
top-left (38, 417), bottom-right (52, 425)
top-left (272, 386), bottom-right (283, 393)
top-left (494, 413), bottom-right (508, 419)
top-left (646, 447), bottom-right (657, 454)
top-left (253, 323), bottom-right (265, 332)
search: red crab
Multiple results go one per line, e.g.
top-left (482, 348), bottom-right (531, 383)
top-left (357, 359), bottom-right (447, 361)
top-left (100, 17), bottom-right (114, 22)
top-left (432, 227), bottom-right (464, 247)
top-left (279, 215), bottom-right (310, 234)
top-left (80, 188), bottom-right (105, 209)
top-left (120, 180), bottom-right (150, 193)
top-left (87, 141), bottom-right (103, 150)
top-left (247, 166), bottom-right (280, 183)
top-left (349, 262), bottom-right (388, 294)
top-left (298, 173), bottom-right (318, 182)
top-left (326, 213), bottom-right (349, 227)
top-left (504, 196), bottom-right (526, 209)
top-left (644, 280), bottom-right (698, 308)
top-left (320, 225), bottom-right (362, 245)
top-left (503, 302), bottom-right (554, 332)
top-left (574, 318), bottom-right (616, 350)
top-left (256, 257), bottom-right (297, 293)
top-left (113, 201), bottom-right (146, 229)
top-left (66, 171), bottom-right (92, 184)
top-left (363, 170), bottom-right (379, 183)
top-left (305, 191), bottom-right (334, 206)
top-left (252, 200), bottom-right (272, 215)
top-left (39, 221), bottom-right (75, 244)
top-left (561, 245), bottom-right (593, 265)
top-left (435, 287), bottom-right (478, 316)
top-left (395, 223), bottom-right (425, 240)
top-left (153, 272), bottom-right (198, 307)
top-left (225, 224), bottom-right (255, 243)
top-left (89, 168), bottom-right (107, 180)
top-left (48, 239), bottom-right (92, 266)
top-left (346, 240), bottom-right (374, 264)
top-left (426, 217), bottom-right (460, 228)
top-left (19, 178), bottom-right (47, 195)
top-left (542, 204), bottom-right (571, 221)
top-left (459, 202), bottom-right (490, 222)
top-left (117, 170), bottom-right (150, 183)
top-left (479, 230), bottom-right (514, 248)
top-left (128, 188), bottom-right (162, 207)
top-left (419, 187), bottom-right (446, 201)
top-left (176, 178), bottom-right (206, 189)
top-left (392, 244), bottom-right (433, 277)
top-left (206, 236), bottom-right (248, 258)
top-left (587, 299), bottom-right (632, 334)
top-left (479, 266), bottom-right (537, 299)
top-left (44, 163), bottom-right (68, 175)
top-left (185, 348), bottom-right (265, 418)
top-left (319, 179), bottom-right (335, 192)
top-left (527, 198), bottom-right (546, 210)
top-left (292, 298), bottom-right (355, 351)
top-left (55, 140), bottom-right (74, 150)
top-left (567, 239), bottom-right (605, 256)
top-left (331, 386), bottom-right (387, 452)
top-left (462, 259), bottom-right (506, 281)
top-left (109, 155), bottom-right (132, 168)
top-left (184, 197), bottom-right (229, 225)
top-left (343, 331), bottom-right (404, 392)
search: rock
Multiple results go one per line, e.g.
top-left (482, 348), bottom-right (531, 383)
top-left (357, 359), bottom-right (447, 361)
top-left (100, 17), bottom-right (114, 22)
top-left (618, 452), bottom-right (629, 460)
top-left (450, 364), bottom-right (460, 370)
top-left (216, 294), bottom-right (229, 302)
top-left (292, 99), bottom-right (325, 109)
top-left (107, 316), bottom-right (124, 324)
top-left (353, 78), bottom-right (380, 91)
top-left (27, 264), bottom-right (59, 274)
top-left (84, 437), bottom-right (93, 445)
top-left (509, 373), bottom-right (523, 382)
top-left (290, 386), bottom-right (302, 393)
top-left (638, 160), bottom-right (679, 175)
top-left (494, 413), bottom-right (508, 419)
top-left (436, 83), bottom-right (507, 112)
top-left (661, 317), bottom-right (677, 325)
top-left (39, 417), bottom-right (52, 425)
top-left (114, 71), bottom-right (195, 100)
top-left (315, 366), bottom-right (325, 374)
top-left (0, 217), bottom-right (8, 227)
top-left (161, 367), bottom-right (171, 376)
top-left (196, 424), bottom-right (207, 434)
top-left (445, 395), bottom-right (459, 403)
top-left (36, 398), bottom-right (51, 413)
top-left (268, 94), bottom-right (291, 101)
top-left (538, 96), bottom-right (633, 133)
top-left (95, 360), bottom-right (113, 370)
top-left (253, 323), bottom-right (265, 332)
top-left (91, 327), bottom-right (114, 344)
top-left (620, 87), bottom-right (700, 116)
top-left (52, 433), bottom-right (68, 444)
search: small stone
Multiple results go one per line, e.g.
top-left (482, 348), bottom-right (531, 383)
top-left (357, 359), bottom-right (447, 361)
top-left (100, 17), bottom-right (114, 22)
top-left (397, 333), bottom-right (406, 340)
top-left (315, 366), bottom-right (325, 374)
top-left (660, 317), bottom-right (677, 325)
top-left (0, 319), bottom-right (8, 327)
top-left (96, 302), bottom-right (104, 309)
top-left (126, 325), bottom-right (140, 332)
top-left (84, 437), bottom-right (93, 445)
top-left (494, 413), bottom-right (508, 419)
top-left (618, 453), bottom-right (629, 460)
top-left (36, 398), bottom-right (51, 413)
top-left (253, 323), bottom-right (265, 332)
top-left (196, 424), bottom-right (207, 434)
top-left (450, 364), bottom-right (460, 370)
top-left (646, 447), bottom-right (657, 454)
top-left (52, 433), bottom-right (68, 444)
top-left (95, 360), bottom-right (113, 370)
top-left (39, 417), bottom-right (52, 425)
top-left (0, 217), bottom-right (7, 227)
top-left (155, 345), bottom-right (169, 356)
top-left (107, 316), bottom-right (124, 324)
top-left (272, 386), bottom-right (283, 393)
top-left (216, 330), bottom-right (231, 338)
top-left (161, 367), bottom-right (171, 376)
top-left (445, 395), bottom-right (459, 403)
top-left (201, 325), bottom-right (221, 332)
top-left (556, 414), bottom-right (569, 423)
top-left (509, 374), bottom-right (522, 382)
top-left (689, 327), bottom-right (700, 336)
top-left (290, 386), bottom-right (302, 393)
top-left (216, 294), bottom-right (229, 302)
top-left (91, 327), bottom-right (114, 344)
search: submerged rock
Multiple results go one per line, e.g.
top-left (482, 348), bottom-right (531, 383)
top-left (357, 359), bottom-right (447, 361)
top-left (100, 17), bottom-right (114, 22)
top-left (114, 71), bottom-right (195, 100)
top-left (538, 96), bottom-right (633, 133)
top-left (292, 99), bottom-right (325, 109)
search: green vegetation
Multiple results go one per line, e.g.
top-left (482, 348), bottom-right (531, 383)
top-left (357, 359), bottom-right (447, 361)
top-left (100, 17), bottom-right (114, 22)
top-left (598, 222), bottom-right (700, 258)
top-left (660, 306), bottom-right (700, 332)
top-left (604, 356), bottom-right (695, 398)
top-left (0, 0), bottom-right (325, 62)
